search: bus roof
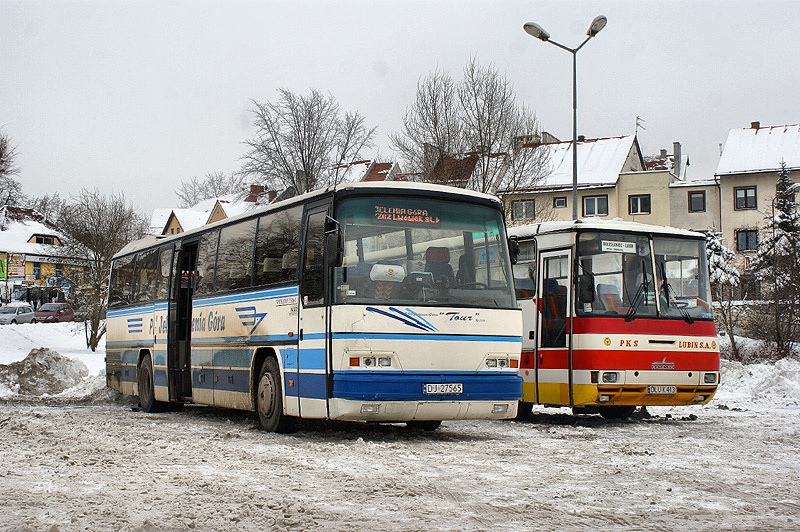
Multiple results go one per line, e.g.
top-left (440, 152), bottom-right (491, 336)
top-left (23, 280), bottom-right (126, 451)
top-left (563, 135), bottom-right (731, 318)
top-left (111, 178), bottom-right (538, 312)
top-left (115, 181), bottom-right (503, 259)
top-left (507, 218), bottom-right (706, 240)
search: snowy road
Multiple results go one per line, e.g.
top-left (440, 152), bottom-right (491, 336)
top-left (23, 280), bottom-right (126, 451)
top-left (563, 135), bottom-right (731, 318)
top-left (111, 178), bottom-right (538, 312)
top-left (1, 394), bottom-right (798, 531)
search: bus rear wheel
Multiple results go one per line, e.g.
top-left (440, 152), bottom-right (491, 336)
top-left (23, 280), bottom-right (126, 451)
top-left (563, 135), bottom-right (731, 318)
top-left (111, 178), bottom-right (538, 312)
top-left (256, 358), bottom-right (296, 433)
top-left (138, 354), bottom-right (165, 413)
top-left (598, 405), bottom-right (636, 420)
top-left (406, 420), bottom-right (442, 431)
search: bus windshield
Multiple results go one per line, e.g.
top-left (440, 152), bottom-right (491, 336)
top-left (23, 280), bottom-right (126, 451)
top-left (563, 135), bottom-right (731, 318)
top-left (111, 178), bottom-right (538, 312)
top-left (333, 196), bottom-right (515, 308)
top-left (577, 231), bottom-right (712, 320)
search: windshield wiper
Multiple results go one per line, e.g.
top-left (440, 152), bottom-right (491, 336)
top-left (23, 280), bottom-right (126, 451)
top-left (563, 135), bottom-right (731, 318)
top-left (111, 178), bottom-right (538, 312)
top-left (658, 263), bottom-right (693, 324)
top-left (625, 260), bottom-right (649, 322)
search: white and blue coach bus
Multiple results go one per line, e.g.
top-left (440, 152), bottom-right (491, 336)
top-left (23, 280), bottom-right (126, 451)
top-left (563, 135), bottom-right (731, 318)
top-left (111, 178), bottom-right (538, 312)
top-left (106, 182), bottom-right (522, 432)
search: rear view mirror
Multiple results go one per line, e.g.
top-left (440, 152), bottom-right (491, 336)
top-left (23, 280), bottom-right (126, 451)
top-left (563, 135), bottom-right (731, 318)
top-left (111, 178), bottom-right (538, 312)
top-left (325, 216), bottom-right (343, 268)
top-left (578, 274), bottom-right (595, 304)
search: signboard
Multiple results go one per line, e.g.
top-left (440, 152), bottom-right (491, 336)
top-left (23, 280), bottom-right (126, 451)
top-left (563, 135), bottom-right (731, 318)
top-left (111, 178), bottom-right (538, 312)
top-left (601, 240), bottom-right (636, 254)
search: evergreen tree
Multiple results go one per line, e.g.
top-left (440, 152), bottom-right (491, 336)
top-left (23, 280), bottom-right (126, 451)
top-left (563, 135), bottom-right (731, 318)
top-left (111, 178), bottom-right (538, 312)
top-left (752, 161), bottom-right (800, 357)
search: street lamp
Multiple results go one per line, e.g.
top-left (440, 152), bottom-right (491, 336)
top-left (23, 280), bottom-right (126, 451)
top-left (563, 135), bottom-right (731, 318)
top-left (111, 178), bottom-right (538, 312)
top-left (524, 16), bottom-right (607, 221)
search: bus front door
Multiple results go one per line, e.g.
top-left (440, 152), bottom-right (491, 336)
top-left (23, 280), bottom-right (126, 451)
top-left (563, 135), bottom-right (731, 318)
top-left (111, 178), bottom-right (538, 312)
top-left (536, 250), bottom-right (571, 406)
top-left (294, 205), bottom-right (331, 419)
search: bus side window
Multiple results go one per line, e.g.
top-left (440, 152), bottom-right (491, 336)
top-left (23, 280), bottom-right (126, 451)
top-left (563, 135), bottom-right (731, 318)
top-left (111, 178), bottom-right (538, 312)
top-left (301, 210), bottom-right (327, 306)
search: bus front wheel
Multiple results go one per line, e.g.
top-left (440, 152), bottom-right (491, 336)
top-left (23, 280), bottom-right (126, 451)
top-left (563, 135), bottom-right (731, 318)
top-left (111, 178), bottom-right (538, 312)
top-left (256, 358), bottom-right (296, 433)
top-left (598, 405), bottom-right (636, 420)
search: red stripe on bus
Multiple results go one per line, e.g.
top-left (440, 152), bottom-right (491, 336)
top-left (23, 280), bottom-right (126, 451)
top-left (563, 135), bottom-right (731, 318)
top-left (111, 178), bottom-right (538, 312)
top-left (571, 317), bottom-right (716, 337)
top-left (521, 349), bottom-right (720, 371)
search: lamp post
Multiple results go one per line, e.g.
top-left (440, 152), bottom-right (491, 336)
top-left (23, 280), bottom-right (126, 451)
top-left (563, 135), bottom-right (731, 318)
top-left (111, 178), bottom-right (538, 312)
top-left (524, 16), bottom-right (607, 221)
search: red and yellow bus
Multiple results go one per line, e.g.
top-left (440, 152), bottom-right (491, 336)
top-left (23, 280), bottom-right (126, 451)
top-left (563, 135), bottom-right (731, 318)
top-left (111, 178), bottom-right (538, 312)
top-left (508, 219), bottom-right (719, 419)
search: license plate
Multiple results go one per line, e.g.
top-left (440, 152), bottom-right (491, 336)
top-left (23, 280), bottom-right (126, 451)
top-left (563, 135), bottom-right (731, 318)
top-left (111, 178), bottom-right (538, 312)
top-left (423, 383), bottom-right (463, 395)
top-left (648, 385), bottom-right (677, 394)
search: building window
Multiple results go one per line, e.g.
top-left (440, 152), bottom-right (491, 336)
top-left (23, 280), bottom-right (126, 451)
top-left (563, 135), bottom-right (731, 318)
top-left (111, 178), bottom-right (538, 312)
top-left (628, 194), bottom-right (651, 215)
top-left (582, 195), bottom-right (608, 217)
top-left (553, 196), bottom-right (567, 208)
top-left (736, 229), bottom-right (758, 251)
top-left (33, 262), bottom-right (41, 279)
top-left (734, 186), bottom-right (757, 210)
top-left (34, 235), bottom-right (55, 245)
top-left (55, 264), bottom-right (63, 278)
top-left (688, 191), bottom-right (706, 212)
top-left (511, 200), bottom-right (535, 221)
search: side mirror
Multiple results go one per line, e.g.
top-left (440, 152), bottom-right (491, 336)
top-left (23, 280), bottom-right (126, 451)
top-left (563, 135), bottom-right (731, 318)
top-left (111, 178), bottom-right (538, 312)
top-left (578, 274), bottom-right (595, 304)
top-left (325, 216), bottom-right (343, 268)
top-left (508, 238), bottom-right (520, 265)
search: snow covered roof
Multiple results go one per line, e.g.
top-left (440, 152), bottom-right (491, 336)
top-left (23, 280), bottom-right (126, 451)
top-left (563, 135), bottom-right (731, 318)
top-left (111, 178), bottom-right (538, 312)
top-left (0, 206), bottom-right (67, 256)
top-left (334, 160), bottom-right (373, 182)
top-left (521, 135), bottom-right (642, 190)
top-left (148, 208), bottom-right (172, 235)
top-left (169, 208), bottom-right (211, 232)
top-left (716, 123), bottom-right (800, 176)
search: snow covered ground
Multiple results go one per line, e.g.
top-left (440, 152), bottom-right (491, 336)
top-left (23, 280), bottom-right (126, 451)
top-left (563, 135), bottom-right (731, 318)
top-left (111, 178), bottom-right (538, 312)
top-left (1, 323), bottom-right (799, 530)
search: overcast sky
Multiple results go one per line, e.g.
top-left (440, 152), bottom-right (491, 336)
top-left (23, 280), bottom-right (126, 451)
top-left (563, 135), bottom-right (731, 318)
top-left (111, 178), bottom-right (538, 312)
top-left (2, 0), bottom-right (798, 215)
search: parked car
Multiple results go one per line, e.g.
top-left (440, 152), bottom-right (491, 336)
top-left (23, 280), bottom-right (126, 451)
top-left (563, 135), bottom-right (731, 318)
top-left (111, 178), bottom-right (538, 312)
top-left (34, 302), bottom-right (75, 323)
top-left (0, 303), bottom-right (36, 324)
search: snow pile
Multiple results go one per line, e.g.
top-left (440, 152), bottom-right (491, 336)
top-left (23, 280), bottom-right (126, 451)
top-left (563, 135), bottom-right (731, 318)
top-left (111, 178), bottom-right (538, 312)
top-left (0, 347), bottom-right (89, 397)
top-left (713, 357), bottom-right (800, 409)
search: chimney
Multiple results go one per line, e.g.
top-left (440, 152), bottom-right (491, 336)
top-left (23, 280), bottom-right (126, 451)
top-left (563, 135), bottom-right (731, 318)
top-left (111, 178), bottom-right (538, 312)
top-left (751, 121), bottom-right (760, 130)
top-left (660, 149), bottom-right (667, 158)
top-left (673, 142), bottom-right (682, 178)
top-left (245, 184), bottom-right (265, 203)
top-left (577, 135), bottom-right (585, 142)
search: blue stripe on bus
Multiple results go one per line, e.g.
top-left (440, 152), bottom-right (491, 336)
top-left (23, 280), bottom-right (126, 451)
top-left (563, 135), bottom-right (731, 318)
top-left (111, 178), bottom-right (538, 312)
top-left (285, 372), bottom-right (327, 399)
top-left (193, 286), bottom-right (299, 308)
top-left (331, 372), bottom-right (522, 401)
top-left (332, 332), bottom-right (522, 343)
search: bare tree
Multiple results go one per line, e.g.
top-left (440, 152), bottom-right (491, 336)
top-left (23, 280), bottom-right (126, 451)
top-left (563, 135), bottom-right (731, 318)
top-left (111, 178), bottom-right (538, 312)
top-left (23, 193), bottom-right (67, 222)
top-left (0, 130), bottom-right (22, 205)
top-left (56, 189), bottom-right (148, 351)
top-left (390, 68), bottom-right (465, 180)
top-left (175, 171), bottom-right (245, 208)
top-left (391, 58), bottom-right (549, 195)
top-left (241, 89), bottom-right (376, 193)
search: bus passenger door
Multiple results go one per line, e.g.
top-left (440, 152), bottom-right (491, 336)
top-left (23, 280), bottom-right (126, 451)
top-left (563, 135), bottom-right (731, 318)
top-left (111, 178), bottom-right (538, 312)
top-left (536, 250), bottom-right (571, 406)
top-left (169, 242), bottom-right (196, 402)
top-left (294, 204), bottom-right (331, 419)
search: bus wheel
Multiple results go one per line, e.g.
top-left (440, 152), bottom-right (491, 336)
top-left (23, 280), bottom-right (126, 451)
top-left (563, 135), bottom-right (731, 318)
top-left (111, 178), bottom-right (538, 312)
top-left (138, 354), bottom-right (164, 413)
top-left (516, 401), bottom-right (533, 421)
top-left (406, 420), bottom-right (442, 431)
top-left (256, 358), bottom-right (296, 433)
top-left (598, 406), bottom-right (636, 420)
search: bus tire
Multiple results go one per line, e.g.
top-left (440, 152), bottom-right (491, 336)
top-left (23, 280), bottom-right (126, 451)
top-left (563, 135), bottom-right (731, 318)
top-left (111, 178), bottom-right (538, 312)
top-left (516, 401), bottom-right (533, 421)
top-left (406, 420), bottom-right (442, 431)
top-left (598, 405), bottom-right (636, 420)
top-left (256, 357), bottom-right (296, 433)
top-left (138, 354), bottom-right (165, 413)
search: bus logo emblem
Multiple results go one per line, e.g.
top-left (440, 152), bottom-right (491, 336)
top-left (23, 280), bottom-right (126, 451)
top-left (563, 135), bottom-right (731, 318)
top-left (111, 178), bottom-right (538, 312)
top-left (652, 357), bottom-right (675, 370)
top-left (236, 306), bottom-right (267, 335)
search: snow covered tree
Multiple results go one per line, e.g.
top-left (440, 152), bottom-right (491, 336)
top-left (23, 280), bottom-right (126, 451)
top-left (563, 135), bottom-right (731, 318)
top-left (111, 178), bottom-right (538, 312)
top-left (0, 130), bottom-right (23, 205)
top-left (175, 171), bottom-right (245, 208)
top-left (241, 89), bottom-right (376, 194)
top-left (751, 162), bottom-right (800, 358)
top-left (390, 57), bottom-right (549, 196)
top-left (56, 190), bottom-right (148, 351)
top-left (705, 229), bottom-right (743, 359)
